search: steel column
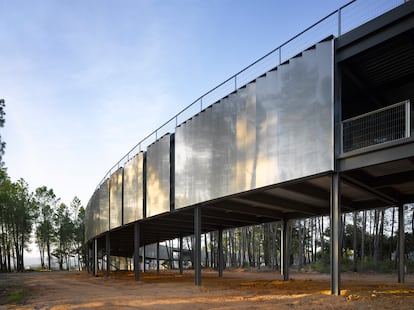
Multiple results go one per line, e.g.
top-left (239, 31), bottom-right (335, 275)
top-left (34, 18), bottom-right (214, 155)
top-left (179, 234), bottom-right (184, 275)
top-left (218, 228), bottom-right (224, 278)
top-left (194, 207), bottom-right (202, 286)
top-left (330, 173), bottom-right (341, 296)
top-left (87, 242), bottom-right (92, 274)
top-left (398, 204), bottom-right (405, 283)
top-left (143, 245), bottom-right (146, 272)
top-left (281, 219), bottom-right (290, 281)
top-left (134, 222), bottom-right (140, 281)
top-left (93, 238), bottom-right (98, 277)
top-left (106, 232), bottom-right (110, 278)
top-left (157, 241), bottom-right (160, 273)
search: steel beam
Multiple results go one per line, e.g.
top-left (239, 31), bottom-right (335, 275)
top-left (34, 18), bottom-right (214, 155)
top-left (106, 232), bottom-right (110, 278)
top-left (330, 173), bottom-right (341, 296)
top-left (398, 204), bottom-right (405, 283)
top-left (281, 219), bottom-right (290, 281)
top-left (218, 228), bottom-right (224, 278)
top-left (134, 222), bottom-right (140, 281)
top-left (194, 207), bottom-right (202, 286)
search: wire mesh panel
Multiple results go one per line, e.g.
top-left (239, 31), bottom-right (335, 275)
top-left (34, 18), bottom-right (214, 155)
top-left (110, 168), bottom-right (123, 229)
top-left (342, 100), bottom-right (409, 153)
top-left (123, 152), bottom-right (144, 224)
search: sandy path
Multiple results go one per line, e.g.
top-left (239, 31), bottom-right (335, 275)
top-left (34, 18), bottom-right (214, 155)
top-left (2, 270), bottom-right (414, 309)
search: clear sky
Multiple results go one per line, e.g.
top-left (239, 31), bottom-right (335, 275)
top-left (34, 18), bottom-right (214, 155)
top-left (1, 0), bottom-right (351, 209)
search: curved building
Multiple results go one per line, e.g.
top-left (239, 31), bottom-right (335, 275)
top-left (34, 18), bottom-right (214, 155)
top-left (85, 0), bottom-right (414, 295)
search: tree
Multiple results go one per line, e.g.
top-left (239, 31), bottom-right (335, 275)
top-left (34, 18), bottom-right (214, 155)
top-left (34, 186), bottom-right (58, 270)
top-left (0, 172), bottom-right (35, 272)
top-left (71, 197), bottom-right (86, 270)
top-left (0, 99), bottom-right (5, 167)
top-left (53, 203), bottom-right (74, 270)
top-left (11, 179), bottom-right (35, 271)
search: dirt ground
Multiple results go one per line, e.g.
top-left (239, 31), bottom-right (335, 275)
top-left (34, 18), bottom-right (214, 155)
top-left (1, 269), bottom-right (414, 309)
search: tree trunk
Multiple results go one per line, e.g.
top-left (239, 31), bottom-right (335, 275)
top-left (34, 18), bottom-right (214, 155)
top-left (47, 241), bottom-right (51, 270)
top-left (361, 210), bottom-right (366, 269)
top-left (353, 211), bottom-right (358, 272)
top-left (373, 210), bottom-right (380, 263)
top-left (391, 207), bottom-right (395, 260)
top-left (298, 221), bottom-right (303, 270)
top-left (318, 216), bottom-right (325, 255)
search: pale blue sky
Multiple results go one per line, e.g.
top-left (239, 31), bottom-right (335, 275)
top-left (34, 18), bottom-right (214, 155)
top-left (1, 0), bottom-right (351, 208)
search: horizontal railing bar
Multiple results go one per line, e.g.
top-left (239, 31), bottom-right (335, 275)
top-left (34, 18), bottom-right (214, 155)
top-left (342, 100), bottom-right (408, 124)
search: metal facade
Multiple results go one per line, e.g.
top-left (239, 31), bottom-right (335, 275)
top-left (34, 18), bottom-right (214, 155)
top-left (98, 179), bottom-right (110, 236)
top-left (123, 152), bottom-right (144, 224)
top-left (175, 40), bottom-right (334, 209)
top-left (110, 168), bottom-right (123, 229)
top-left (146, 134), bottom-right (171, 217)
top-left (90, 190), bottom-right (99, 238)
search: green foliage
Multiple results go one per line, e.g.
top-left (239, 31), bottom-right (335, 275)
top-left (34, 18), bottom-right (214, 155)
top-left (0, 170), bottom-right (35, 271)
top-left (0, 99), bottom-right (5, 166)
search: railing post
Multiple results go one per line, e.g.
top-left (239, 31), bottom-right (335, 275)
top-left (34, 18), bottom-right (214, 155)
top-left (405, 100), bottom-right (411, 138)
top-left (200, 97), bottom-right (203, 111)
top-left (338, 8), bottom-right (342, 36)
top-left (234, 76), bottom-right (237, 91)
top-left (278, 48), bottom-right (282, 65)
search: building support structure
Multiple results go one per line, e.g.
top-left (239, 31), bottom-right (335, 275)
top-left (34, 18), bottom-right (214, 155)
top-left (398, 203), bottom-right (405, 283)
top-left (179, 234), bottom-right (184, 275)
top-left (106, 232), bottom-right (110, 278)
top-left (281, 219), bottom-right (290, 281)
top-left (134, 222), bottom-right (140, 281)
top-left (157, 241), bottom-right (160, 273)
top-left (330, 173), bottom-right (341, 296)
top-left (93, 238), bottom-right (98, 277)
top-left (218, 228), bottom-right (224, 278)
top-left (194, 207), bottom-right (202, 286)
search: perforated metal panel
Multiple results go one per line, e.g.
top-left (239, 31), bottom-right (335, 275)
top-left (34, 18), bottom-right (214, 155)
top-left (175, 40), bottom-right (333, 209)
top-left (98, 179), bottom-right (110, 235)
top-left (123, 152), bottom-right (144, 224)
top-left (146, 134), bottom-right (170, 217)
top-left (90, 189), bottom-right (100, 238)
top-left (110, 168), bottom-right (123, 229)
top-left (85, 199), bottom-right (91, 241)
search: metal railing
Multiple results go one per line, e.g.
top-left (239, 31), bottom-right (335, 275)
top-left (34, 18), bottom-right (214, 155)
top-left (95, 0), bottom-right (405, 189)
top-left (342, 100), bottom-right (411, 153)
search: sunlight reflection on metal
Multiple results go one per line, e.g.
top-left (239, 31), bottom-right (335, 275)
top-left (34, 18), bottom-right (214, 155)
top-left (175, 40), bottom-right (334, 209)
top-left (146, 134), bottom-right (170, 218)
top-left (123, 152), bottom-right (144, 224)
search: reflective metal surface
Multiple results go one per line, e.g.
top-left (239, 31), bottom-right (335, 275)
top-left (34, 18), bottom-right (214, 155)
top-left (90, 190), bottom-right (100, 238)
top-left (110, 168), bottom-right (123, 229)
top-left (98, 179), bottom-right (110, 235)
top-left (123, 152), bottom-right (144, 224)
top-left (146, 134), bottom-right (170, 217)
top-left (175, 40), bottom-right (333, 209)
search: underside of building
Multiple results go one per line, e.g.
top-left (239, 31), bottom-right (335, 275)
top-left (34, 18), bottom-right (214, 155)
top-left (85, 0), bottom-right (414, 295)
